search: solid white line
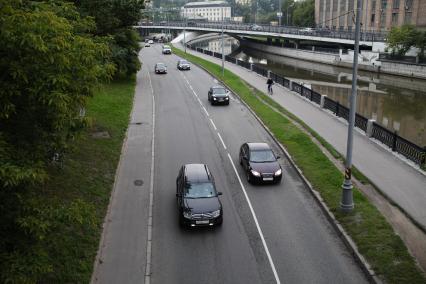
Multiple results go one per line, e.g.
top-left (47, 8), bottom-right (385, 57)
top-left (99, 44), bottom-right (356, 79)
top-left (227, 153), bottom-right (281, 284)
top-left (217, 132), bottom-right (227, 150)
top-left (209, 119), bottom-right (217, 130)
top-left (145, 71), bottom-right (156, 284)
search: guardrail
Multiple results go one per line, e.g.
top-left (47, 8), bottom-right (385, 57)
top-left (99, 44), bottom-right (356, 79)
top-left (185, 44), bottom-right (426, 167)
top-left (139, 21), bottom-right (387, 42)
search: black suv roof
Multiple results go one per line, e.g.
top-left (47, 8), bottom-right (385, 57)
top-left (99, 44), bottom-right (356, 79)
top-left (184, 164), bottom-right (211, 183)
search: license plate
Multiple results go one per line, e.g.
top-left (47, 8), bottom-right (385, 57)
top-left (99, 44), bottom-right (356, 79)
top-left (263, 177), bottom-right (273, 181)
top-left (195, 220), bottom-right (209, 225)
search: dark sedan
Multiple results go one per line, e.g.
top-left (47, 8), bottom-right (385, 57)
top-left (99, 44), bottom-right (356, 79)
top-left (239, 142), bottom-right (282, 184)
top-left (177, 59), bottom-right (191, 70)
top-left (208, 85), bottom-right (230, 105)
top-left (155, 63), bottom-right (167, 74)
top-left (176, 164), bottom-right (223, 227)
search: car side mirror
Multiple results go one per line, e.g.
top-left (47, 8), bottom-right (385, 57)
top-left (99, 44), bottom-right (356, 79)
top-left (217, 192), bottom-right (223, 196)
top-left (276, 155), bottom-right (280, 159)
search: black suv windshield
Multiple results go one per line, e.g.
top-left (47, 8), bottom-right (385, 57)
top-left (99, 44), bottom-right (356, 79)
top-left (250, 150), bottom-right (276, 163)
top-left (180, 60), bottom-right (188, 64)
top-left (157, 63), bottom-right (165, 68)
top-left (212, 88), bottom-right (227, 94)
top-left (185, 182), bottom-right (216, 198)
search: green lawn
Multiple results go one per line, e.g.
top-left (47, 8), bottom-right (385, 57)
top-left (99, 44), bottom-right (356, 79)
top-left (8, 79), bottom-right (136, 282)
top-left (172, 46), bottom-right (426, 283)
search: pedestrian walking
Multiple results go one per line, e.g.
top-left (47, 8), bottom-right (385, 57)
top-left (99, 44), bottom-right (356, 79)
top-left (267, 78), bottom-right (274, 95)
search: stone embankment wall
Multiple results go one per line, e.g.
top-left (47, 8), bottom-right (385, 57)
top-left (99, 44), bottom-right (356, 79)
top-left (241, 39), bottom-right (426, 80)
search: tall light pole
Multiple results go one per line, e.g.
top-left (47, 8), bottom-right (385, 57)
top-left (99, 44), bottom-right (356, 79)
top-left (278, 0), bottom-right (282, 26)
top-left (340, 0), bottom-right (363, 212)
top-left (221, 6), bottom-right (225, 77)
top-left (184, 8), bottom-right (187, 53)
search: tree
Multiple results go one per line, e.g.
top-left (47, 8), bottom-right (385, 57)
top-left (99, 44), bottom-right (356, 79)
top-left (386, 25), bottom-right (417, 56)
top-left (292, 0), bottom-right (314, 27)
top-left (73, 0), bottom-right (144, 77)
top-left (414, 30), bottom-right (426, 60)
top-left (0, 1), bottom-right (114, 281)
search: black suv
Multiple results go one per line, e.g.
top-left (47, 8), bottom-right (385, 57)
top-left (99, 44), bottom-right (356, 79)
top-left (176, 164), bottom-right (223, 227)
top-left (208, 85), bottom-right (230, 105)
top-left (239, 142), bottom-right (282, 184)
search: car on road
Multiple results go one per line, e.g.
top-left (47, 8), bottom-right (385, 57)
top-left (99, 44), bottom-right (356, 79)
top-left (239, 142), bottom-right (282, 184)
top-left (176, 164), bottom-right (223, 227)
top-left (162, 45), bottom-right (172, 54)
top-left (145, 43), bottom-right (150, 47)
top-left (299, 27), bottom-right (315, 33)
top-left (208, 85), bottom-right (230, 105)
top-left (250, 24), bottom-right (262, 31)
top-left (177, 59), bottom-right (191, 70)
top-left (148, 39), bottom-right (154, 44)
top-left (155, 63), bottom-right (167, 74)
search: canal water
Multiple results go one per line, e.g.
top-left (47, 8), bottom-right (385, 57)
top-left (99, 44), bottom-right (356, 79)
top-left (193, 37), bottom-right (426, 147)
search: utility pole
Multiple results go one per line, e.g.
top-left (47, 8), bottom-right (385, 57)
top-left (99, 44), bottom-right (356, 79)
top-left (184, 8), bottom-right (187, 53)
top-left (278, 0), bottom-right (282, 26)
top-left (340, 0), bottom-right (363, 212)
top-left (221, 6), bottom-right (225, 77)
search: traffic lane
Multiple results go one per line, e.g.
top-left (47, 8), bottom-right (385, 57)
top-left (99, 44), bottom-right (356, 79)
top-left (142, 46), bottom-right (271, 283)
top-left (180, 57), bottom-right (367, 283)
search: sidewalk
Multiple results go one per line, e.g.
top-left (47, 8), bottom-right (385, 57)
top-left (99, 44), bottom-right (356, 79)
top-left (176, 44), bottom-right (426, 231)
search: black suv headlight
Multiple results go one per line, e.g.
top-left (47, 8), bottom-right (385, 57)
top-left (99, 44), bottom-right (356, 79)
top-left (183, 211), bottom-right (192, 219)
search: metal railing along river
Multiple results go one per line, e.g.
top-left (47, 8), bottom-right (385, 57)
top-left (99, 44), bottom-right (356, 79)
top-left (185, 44), bottom-right (426, 168)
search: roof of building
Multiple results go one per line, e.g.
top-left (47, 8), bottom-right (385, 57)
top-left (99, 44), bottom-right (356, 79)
top-left (183, 1), bottom-right (230, 8)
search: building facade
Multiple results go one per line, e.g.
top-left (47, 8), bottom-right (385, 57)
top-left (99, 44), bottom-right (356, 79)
top-left (181, 1), bottom-right (231, 22)
top-left (315, 0), bottom-right (426, 31)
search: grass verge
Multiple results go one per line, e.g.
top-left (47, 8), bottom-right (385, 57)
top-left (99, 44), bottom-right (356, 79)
top-left (22, 78), bottom-right (135, 282)
top-left (172, 46), bottom-right (426, 283)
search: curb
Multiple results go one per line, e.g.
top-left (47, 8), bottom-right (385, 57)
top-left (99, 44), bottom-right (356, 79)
top-left (175, 45), bottom-right (381, 283)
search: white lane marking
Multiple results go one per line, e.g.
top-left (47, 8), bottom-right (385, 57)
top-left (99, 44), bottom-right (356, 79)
top-left (227, 153), bottom-right (281, 284)
top-left (209, 119), bottom-right (217, 130)
top-left (217, 132), bottom-right (227, 150)
top-left (201, 105), bottom-right (209, 117)
top-left (145, 70), bottom-right (156, 284)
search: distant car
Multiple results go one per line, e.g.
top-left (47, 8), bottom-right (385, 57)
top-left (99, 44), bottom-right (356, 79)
top-left (300, 27), bottom-right (314, 33)
top-left (162, 45), bottom-right (172, 54)
top-left (155, 63), bottom-right (167, 74)
top-left (176, 164), bottom-right (223, 227)
top-left (208, 85), bottom-right (230, 105)
top-left (145, 43), bottom-right (150, 47)
top-left (250, 24), bottom-right (262, 31)
top-left (148, 39), bottom-right (154, 44)
top-left (239, 142), bottom-right (282, 184)
top-left (177, 59), bottom-right (191, 70)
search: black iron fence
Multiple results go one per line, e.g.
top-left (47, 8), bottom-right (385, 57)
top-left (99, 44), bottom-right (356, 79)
top-left (186, 44), bottom-right (426, 167)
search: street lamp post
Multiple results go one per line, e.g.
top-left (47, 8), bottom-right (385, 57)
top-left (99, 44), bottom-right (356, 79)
top-left (278, 0), bottom-right (282, 26)
top-left (184, 9), bottom-right (187, 53)
top-left (221, 6), bottom-right (225, 77)
top-left (340, 0), bottom-right (363, 212)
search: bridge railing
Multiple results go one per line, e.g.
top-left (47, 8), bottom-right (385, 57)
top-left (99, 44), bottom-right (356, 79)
top-left (141, 21), bottom-right (387, 42)
top-left (185, 44), bottom-right (425, 167)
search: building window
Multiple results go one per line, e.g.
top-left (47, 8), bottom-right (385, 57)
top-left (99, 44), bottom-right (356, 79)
top-left (391, 12), bottom-right (398, 25)
top-left (393, 0), bottom-right (400, 9)
top-left (371, 13), bottom-right (375, 23)
top-left (404, 11), bottom-right (412, 23)
top-left (404, 0), bottom-right (413, 10)
top-left (333, 0), bottom-right (338, 11)
top-left (380, 13), bottom-right (386, 28)
top-left (372, 0), bottom-right (377, 9)
top-left (381, 0), bottom-right (387, 9)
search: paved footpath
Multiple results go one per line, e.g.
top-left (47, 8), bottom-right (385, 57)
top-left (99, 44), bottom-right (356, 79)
top-left (175, 44), bottom-right (426, 231)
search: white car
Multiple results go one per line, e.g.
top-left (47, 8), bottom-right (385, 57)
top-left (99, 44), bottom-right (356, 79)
top-left (145, 43), bottom-right (150, 47)
top-left (148, 40), bottom-right (154, 44)
top-left (300, 27), bottom-right (314, 33)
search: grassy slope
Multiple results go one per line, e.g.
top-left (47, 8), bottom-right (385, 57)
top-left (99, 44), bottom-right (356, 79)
top-left (172, 46), bottom-right (426, 283)
top-left (38, 79), bottom-right (135, 282)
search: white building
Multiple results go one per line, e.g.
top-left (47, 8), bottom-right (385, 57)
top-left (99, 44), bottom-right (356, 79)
top-left (181, 1), bottom-right (231, 22)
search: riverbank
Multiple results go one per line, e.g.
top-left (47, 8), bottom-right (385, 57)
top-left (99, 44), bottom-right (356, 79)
top-left (241, 38), bottom-right (426, 80)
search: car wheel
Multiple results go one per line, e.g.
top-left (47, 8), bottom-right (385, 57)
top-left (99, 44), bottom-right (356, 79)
top-left (239, 155), bottom-right (243, 165)
top-left (246, 170), bottom-right (252, 183)
top-left (179, 213), bottom-right (185, 227)
top-left (226, 101), bottom-right (230, 105)
top-left (216, 218), bottom-right (223, 226)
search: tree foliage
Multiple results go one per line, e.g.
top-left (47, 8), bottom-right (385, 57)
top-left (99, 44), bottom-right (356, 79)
top-left (292, 0), bottom-right (314, 27)
top-left (0, 0), bottom-right (142, 281)
top-left (386, 25), bottom-right (417, 56)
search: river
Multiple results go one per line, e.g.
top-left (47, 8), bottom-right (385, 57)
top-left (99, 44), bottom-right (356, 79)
top-left (192, 37), bottom-right (426, 147)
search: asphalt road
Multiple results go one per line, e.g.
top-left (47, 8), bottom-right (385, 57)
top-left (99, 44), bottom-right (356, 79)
top-left (92, 44), bottom-right (368, 284)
